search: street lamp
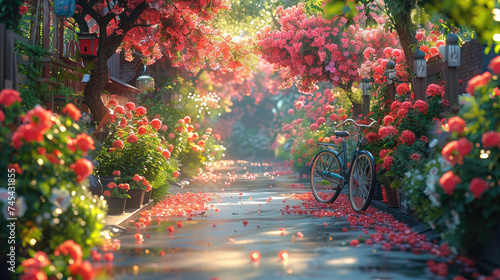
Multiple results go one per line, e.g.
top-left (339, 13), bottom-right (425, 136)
top-left (385, 60), bottom-right (396, 85)
top-left (361, 78), bottom-right (370, 116)
top-left (414, 49), bottom-right (427, 78)
top-left (413, 49), bottom-right (427, 100)
top-left (137, 67), bottom-right (155, 92)
top-left (438, 33), bottom-right (461, 67)
top-left (438, 33), bottom-right (462, 112)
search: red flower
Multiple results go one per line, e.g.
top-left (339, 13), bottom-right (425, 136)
top-left (378, 126), bottom-right (398, 139)
top-left (383, 115), bottom-right (394, 126)
top-left (383, 156), bottom-right (394, 170)
top-left (132, 174), bottom-right (143, 181)
top-left (162, 150), bottom-right (171, 160)
top-left (173, 171), bottom-right (180, 178)
top-left (76, 134), bottom-right (95, 153)
top-left (7, 163), bottom-right (23, 176)
top-left (119, 118), bottom-right (128, 127)
top-left (77, 260), bottom-right (95, 280)
top-left (425, 84), bottom-right (444, 98)
top-left (466, 72), bottom-right (491, 95)
top-left (137, 126), bottom-right (147, 135)
top-left (439, 171), bottom-right (461, 195)
top-left (106, 99), bottom-right (118, 108)
top-left (70, 159), bottom-right (93, 183)
top-left (184, 116), bottom-right (191, 124)
top-left (113, 105), bottom-right (125, 115)
top-left (112, 170), bottom-right (121, 176)
top-left (448, 117), bottom-right (466, 134)
top-left (54, 240), bottom-right (83, 266)
top-left (0, 89), bottom-right (22, 107)
top-left (125, 102), bottom-right (135, 111)
top-left (316, 117), bottom-right (325, 126)
top-left (62, 103), bottom-right (81, 120)
top-left (310, 123), bottom-right (318, 131)
top-left (410, 153), bottom-right (421, 162)
top-left (456, 137), bottom-right (473, 156)
top-left (0, 110), bottom-right (4, 123)
top-left (413, 100), bottom-right (428, 114)
top-left (397, 108), bottom-right (408, 118)
top-left (161, 125), bottom-right (168, 131)
top-left (379, 149), bottom-right (391, 159)
top-left (107, 182), bottom-right (116, 189)
top-left (390, 100), bottom-right (401, 111)
top-left (19, 269), bottom-right (47, 280)
top-left (112, 140), bottom-right (124, 150)
top-left (482, 131), bottom-right (500, 148)
top-left (25, 106), bottom-right (53, 134)
top-left (135, 106), bottom-right (147, 116)
top-left (396, 83), bottom-right (411, 95)
top-left (400, 130), bottom-right (416, 145)
top-left (365, 132), bottom-right (378, 143)
top-left (103, 190), bottom-right (111, 197)
top-left (127, 134), bottom-right (138, 143)
top-left (442, 140), bottom-right (459, 163)
top-left (151, 118), bottom-right (162, 130)
top-left (19, 5), bottom-right (28, 15)
top-left (488, 55), bottom-right (500, 74)
top-left (468, 177), bottom-right (489, 199)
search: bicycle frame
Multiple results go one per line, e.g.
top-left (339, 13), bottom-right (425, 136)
top-left (337, 133), bottom-right (364, 184)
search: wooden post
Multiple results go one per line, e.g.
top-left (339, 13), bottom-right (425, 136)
top-left (387, 84), bottom-right (395, 103)
top-left (363, 95), bottom-right (370, 116)
top-left (413, 77), bottom-right (427, 100)
top-left (445, 67), bottom-right (460, 113)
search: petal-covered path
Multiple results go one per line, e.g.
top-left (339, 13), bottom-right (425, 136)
top-left (94, 161), bottom-right (476, 280)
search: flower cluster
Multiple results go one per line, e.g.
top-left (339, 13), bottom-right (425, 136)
top-left (0, 89), bottom-right (105, 273)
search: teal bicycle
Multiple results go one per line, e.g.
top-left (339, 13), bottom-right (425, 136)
top-left (310, 118), bottom-right (377, 212)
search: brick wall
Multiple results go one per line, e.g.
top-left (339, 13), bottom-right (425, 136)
top-left (459, 40), bottom-right (483, 93)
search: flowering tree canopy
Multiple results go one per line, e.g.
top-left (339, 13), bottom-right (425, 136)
top-left (75, 0), bottom-right (259, 121)
top-left (255, 3), bottom-right (399, 114)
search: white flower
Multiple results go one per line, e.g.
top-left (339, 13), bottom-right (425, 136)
top-left (429, 138), bottom-right (439, 148)
top-left (451, 210), bottom-right (460, 226)
top-left (429, 167), bottom-right (438, 176)
top-left (50, 188), bottom-right (71, 212)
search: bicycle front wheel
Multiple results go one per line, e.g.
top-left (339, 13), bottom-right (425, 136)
top-left (310, 150), bottom-right (343, 203)
top-left (348, 151), bottom-right (376, 212)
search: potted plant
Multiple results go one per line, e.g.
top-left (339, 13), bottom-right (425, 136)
top-left (101, 173), bottom-right (131, 215)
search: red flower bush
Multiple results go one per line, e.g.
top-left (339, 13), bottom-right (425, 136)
top-left (396, 83), bottom-right (411, 95)
top-left (127, 134), bottom-right (138, 143)
top-left (112, 139), bottom-right (124, 150)
top-left (439, 171), bottom-right (461, 195)
top-left (468, 178), bottom-right (489, 199)
top-left (135, 106), bottom-right (147, 116)
top-left (151, 118), bottom-right (162, 130)
top-left (383, 115), bottom-right (394, 126)
top-left (75, 134), bottom-right (95, 154)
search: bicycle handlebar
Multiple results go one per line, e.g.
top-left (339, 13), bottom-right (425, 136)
top-left (335, 118), bottom-right (377, 129)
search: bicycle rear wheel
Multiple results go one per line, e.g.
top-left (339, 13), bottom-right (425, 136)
top-left (310, 150), bottom-right (343, 203)
top-left (348, 151), bottom-right (376, 212)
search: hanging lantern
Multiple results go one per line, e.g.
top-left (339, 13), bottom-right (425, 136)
top-left (137, 73), bottom-right (155, 92)
top-left (77, 33), bottom-right (99, 58)
top-left (54, 0), bottom-right (76, 18)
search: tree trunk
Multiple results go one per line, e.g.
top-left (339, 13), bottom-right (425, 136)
top-left (392, 2), bottom-right (418, 72)
top-left (84, 58), bottom-right (109, 122)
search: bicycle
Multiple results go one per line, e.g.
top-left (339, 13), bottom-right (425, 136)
top-left (309, 118), bottom-right (377, 212)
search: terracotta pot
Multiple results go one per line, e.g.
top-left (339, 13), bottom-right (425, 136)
top-left (385, 186), bottom-right (399, 208)
top-left (127, 189), bottom-right (145, 209)
top-left (105, 196), bottom-right (127, 215)
top-left (142, 190), bottom-right (152, 205)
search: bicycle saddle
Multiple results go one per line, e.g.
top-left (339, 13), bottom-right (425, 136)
top-left (334, 131), bottom-right (350, 137)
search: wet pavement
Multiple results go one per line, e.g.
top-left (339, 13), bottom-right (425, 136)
top-left (96, 161), bottom-right (446, 280)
